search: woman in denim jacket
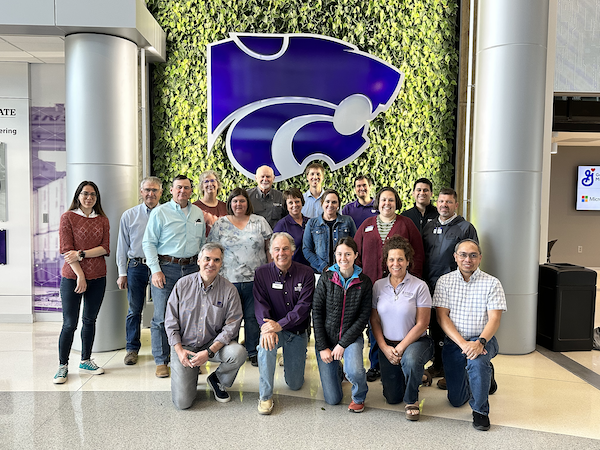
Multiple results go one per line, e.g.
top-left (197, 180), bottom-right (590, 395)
top-left (302, 189), bottom-right (357, 273)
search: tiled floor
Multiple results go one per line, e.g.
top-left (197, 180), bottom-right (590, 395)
top-left (1, 313), bottom-right (600, 449)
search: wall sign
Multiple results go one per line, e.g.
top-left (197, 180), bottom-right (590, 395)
top-left (208, 33), bottom-right (404, 181)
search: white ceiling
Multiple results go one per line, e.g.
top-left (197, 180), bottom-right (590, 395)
top-left (0, 35), bottom-right (64, 64)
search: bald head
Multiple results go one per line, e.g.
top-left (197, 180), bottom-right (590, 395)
top-left (255, 165), bottom-right (275, 193)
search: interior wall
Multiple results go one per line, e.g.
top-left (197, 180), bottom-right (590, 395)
top-left (548, 145), bottom-right (600, 267)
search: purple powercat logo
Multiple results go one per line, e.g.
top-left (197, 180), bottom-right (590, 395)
top-left (208, 33), bottom-right (404, 181)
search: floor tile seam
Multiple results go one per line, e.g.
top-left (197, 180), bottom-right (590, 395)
top-left (537, 346), bottom-right (600, 390)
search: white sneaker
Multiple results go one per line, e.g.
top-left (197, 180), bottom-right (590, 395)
top-left (79, 359), bottom-right (105, 375)
top-left (53, 364), bottom-right (68, 384)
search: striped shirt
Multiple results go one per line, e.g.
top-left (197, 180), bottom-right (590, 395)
top-left (376, 215), bottom-right (396, 243)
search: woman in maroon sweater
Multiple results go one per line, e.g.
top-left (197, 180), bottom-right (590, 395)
top-left (354, 187), bottom-right (425, 382)
top-left (53, 181), bottom-right (110, 384)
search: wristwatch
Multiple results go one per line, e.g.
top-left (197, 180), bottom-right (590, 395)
top-left (78, 250), bottom-right (86, 260)
top-left (206, 348), bottom-right (215, 358)
top-left (477, 337), bottom-right (487, 346)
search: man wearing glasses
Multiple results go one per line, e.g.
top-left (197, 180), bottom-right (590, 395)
top-left (422, 187), bottom-right (478, 387)
top-left (433, 239), bottom-right (506, 431)
top-left (116, 176), bottom-right (163, 366)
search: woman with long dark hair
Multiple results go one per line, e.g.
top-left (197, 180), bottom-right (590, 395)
top-left (53, 181), bottom-right (110, 384)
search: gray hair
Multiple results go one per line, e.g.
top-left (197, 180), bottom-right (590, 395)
top-left (200, 242), bottom-right (225, 258)
top-left (140, 176), bottom-right (162, 190)
top-left (269, 232), bottom-right (296, 253)
top-left (454, 239), bottom-right (481, 255)
top-left (199, 170), bottom-right (222, 195)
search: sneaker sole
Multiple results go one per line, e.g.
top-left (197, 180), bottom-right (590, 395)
top-left (208, 379), bottom-right (231, 403)
top-left (79, 369), bottom-right (105, 375)
top-left (53, 377), bottom-right (67, 384)
top-left (348, 407), bottom-right (365, 413)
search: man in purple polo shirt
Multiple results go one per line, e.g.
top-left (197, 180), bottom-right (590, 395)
top-left (341, 174), bottom-right (378, 228)
top-left (253, 232), bottom-right (315, 415)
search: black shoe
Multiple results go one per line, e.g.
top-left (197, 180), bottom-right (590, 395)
top-left (472, 411), bottom-right (490, 431)
top-left (207, 372), bottom-right (231, 403)
top-left (489, 363), bottom-right (497, 395)
top-left (366, 368), bottom-right (380, 382)
top-left (250, 355), bottom-right (258, 367)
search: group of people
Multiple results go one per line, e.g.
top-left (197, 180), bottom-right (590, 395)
top-left (53, 163), bottom-right (506, 432)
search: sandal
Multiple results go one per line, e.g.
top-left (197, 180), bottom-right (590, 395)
top-left (405, 404), bottom-right (420, 421)
top-left (421, 370), bottom-right (432, 387)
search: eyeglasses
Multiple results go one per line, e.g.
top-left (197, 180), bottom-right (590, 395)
top-left (456, 252), bottom-right (480, 260)
top-left (80, 191), bottom-right (97, 198)
top-left (203, 179), bottom-right (217, 184)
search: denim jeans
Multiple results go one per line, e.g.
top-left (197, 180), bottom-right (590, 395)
top-left (170, 342), bottom-right (247, 410)
top-left (316, 336), bottom-right (368, 405)
top-left (442, 336), bottom-right (499, 415)
top-left (234, 281), bottom-right (259, 358)
top-left (258, 330), bottom-right (308, 400)
top-left (58, 277), bottom-right (106, 365)
top-left (150, 261), bottom-right (199, 365)
top-left (379, 335), bottom-right (434, 405)
top-left (125, 259), bottom-right (151, 352)
top-left (368, 327), bottom-right (380, 370)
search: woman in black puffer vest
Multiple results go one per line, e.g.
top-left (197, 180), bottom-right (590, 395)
top-left (313, 237), bottom-right (372, 412)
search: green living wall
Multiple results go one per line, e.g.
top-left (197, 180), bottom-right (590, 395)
top-left (146, 0), bottom-right (459, 207)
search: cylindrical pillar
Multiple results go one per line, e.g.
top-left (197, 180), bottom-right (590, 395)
top-left (471, 0), bottom-right (549, 354)
top-left (65, 33), bottom-right (139, 352)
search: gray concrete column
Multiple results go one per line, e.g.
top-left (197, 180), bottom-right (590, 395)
top-left (471, 0), bottom-right (549, 354)
top-left (65, 33), bottom-right (139, 352)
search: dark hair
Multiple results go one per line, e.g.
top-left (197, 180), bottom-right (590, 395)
top-left (320, 188), bottom-right (341, 206)
top-left (438, 187), bottom-right (458, 202)
top-left (173, 174), bottom-right (193, 189)
top-left (335, 236), bottom-right (358, 254)
top-left (355, 174), bottom-right (373, 186)
top-left (382, 236), bottom-right (414, 268)
top-left (305, 162), bottom-right (325, 176)
top-left (226, 187), bottom-right (253, 216)
top-left (282, 187), bottom-right (305, 213)
top-left (455, 238), bottom-right (481, 255)
top-left (413, 178), bottom-right (432, 191)
top-left (374, 187), bottom-right (402, 211)
top-left (68, 181), bottom-right (107, 217)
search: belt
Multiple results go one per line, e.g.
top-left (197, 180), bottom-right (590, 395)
top-left (385, 338), bottom-right (402, 347)
top-left (158, 254), bottom-right (198, 265)
top-left (130, 257), bottom-right (147, 264)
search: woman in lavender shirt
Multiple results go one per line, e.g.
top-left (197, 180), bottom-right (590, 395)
top-left (208, 188), bottom-right (272, 365)
top-left (370, 236), bottom-right (433, 421)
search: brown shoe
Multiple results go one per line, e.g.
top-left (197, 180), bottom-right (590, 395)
top-left (124, 351), bottom-right (138, 365)
top-left (155, 364), bottom-right (169, 378)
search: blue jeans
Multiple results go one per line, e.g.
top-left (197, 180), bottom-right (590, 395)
top-left (58, 277), bottom-right (106, 365)
top-left (234, 281), bottom-right (259, 358)
top-left (170, 342), bottom-right (247, 410)
top-left (316, 336), bottom-right (368, 405)
top-left (258, 330), bottom-right (308, 400)
top-left (150, 261), bottom-right (199, 365)
top-left (442, 336), bottom-right (499, 415)
top-left (368, 327), bottom-right (379, 370)
top-left (379, 335), bottom-right (434, 405)
top-left (125, 259), bottom-right (151, 352)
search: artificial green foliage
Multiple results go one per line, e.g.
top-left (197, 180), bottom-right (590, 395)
top-left (146, 0), bottom-right (458, 207)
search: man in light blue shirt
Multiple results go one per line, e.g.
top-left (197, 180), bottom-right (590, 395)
top-left (116, 176), bottom-right (163, 366)
top-left (142, 175), bottom-right (206, 378)
top-left (301, 162), bottom-right (326, 218)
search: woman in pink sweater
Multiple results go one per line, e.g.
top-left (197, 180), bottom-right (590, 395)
top-left (53, 181), bottom-right (110, 384)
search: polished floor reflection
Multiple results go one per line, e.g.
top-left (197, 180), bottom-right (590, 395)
top-left (1, 316), bottom-right (600, 449)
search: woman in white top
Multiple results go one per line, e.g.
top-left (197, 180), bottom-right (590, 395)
top-left (370, 235), bottom-right (433, 421)
top-left (208, 187), bottom-right (272, 365)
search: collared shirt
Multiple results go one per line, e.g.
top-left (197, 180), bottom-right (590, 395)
top-left (302, 189), bottom-right (324, 218)
top-left (247, 186), bottom-right (285, 229)
top-left (341, 199), bottom-right (377, 228)
top-left (207, 214), bottom-right (272, 282)
top-left (401, 203), bottom-right (438, 233)
top-left (142, 200), bottom-right (206, 274)
top-left (433, 268), bottom-right (507, 340)
top-left (253, 261), bottom-right (315, 333)
top-left (116, 203), bottom-right (156, 276)
top-left (164, 273), bottom-right (242, 348)
top-left (272, 214), bottom-right (310, 266)
top-left (372, 273), bottom-right (431, 341)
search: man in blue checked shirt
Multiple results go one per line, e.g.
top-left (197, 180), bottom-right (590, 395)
top-left (116, 176), bottom-right (163, 366)
top-left (433, 239), bottom-right (506, 432)
top-left (142, 175), bottom-right (206, 378)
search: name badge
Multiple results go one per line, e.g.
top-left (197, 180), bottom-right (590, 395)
top-left (273, 202), bottom-right (282, 207)
top-left (272, 282), bottom-right (284, 290)
top-left (434, 227), bottom-right (442, 234)
top-left (365, 225), bottom-right (374, 232)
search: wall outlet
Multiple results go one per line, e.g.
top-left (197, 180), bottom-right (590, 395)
top-left (578, 246), bottom-right (583, 253)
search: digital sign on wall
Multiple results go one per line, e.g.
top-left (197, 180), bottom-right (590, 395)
top-left (576, 165), bottom-right (600, 210)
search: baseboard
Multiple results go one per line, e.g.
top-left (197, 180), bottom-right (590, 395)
top-left (0, 314), bottom-right (33, 323)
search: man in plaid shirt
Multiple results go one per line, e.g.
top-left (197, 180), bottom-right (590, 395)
top-left (433, 239), bottom-right (506, 431)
